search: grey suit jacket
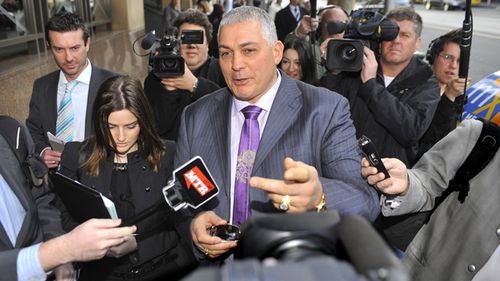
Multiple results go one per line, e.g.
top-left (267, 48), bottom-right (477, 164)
top-left (382, 119), bottom-right (500, 281)
top-left (175, 72), bottom-right (379, 222)
top-left (0, 135), bottom-right (64, 280)
top-left (26, 64), bottom-right (118, 153)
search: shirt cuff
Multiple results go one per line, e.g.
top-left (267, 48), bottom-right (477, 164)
top-left (17, 243), bottom-right (47, 281)
top-left (40, 147), bottom-right (51, 158)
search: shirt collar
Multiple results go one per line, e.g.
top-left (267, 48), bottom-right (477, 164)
top-left (233, 69), bottom-right (281, 113)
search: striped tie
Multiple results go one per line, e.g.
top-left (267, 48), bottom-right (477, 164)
top-left (56, 81), bottom-right (78, 142)
top-left (294, 7), bottom-right (301, 22)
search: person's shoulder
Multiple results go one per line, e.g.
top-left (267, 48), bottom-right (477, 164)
top-left (34, 69), bottom-right (59, 84)
top-left (290, 76), bottom-right (345, 101)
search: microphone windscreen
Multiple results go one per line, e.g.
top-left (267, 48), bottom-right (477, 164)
top-left (338, 215), bottom-right (404, 277)
top-left (327, 21), bottom-right (347, 36)
top-left (141, 31), bottom-right (156, 50)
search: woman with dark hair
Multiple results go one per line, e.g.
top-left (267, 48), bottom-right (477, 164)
top-left (58, 76), bottom-right (197, 281)
top-left (279, 37), bottom-right (316, 84)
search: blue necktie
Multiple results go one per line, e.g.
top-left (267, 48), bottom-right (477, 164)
top-left (294, 6), bottom-right (300, 22)
top-left (56, 81), bottom-right (78, 142)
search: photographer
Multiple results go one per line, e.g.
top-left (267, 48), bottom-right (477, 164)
top-left (318, 7), bottom-right (440, 250)
top-left (291, 5), bottom-right (349, 80)
top-left (144, 9), bottom-right (222, 141)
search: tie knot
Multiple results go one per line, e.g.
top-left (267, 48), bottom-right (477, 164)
top-left (65, 80), bottom-right (78, 93)
top-left (241, 105), bottom-right (262, 120)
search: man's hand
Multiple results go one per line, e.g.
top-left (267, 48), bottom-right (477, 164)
top-left (106, 235), bottom-right (138, 258)
top-left (42, 148), bottom-right (62, 169)
top-left (361, 157), bottom-right (409, 195)
top-left (361, 47), bottom-right (378, 83)
top-left (53, 263), bottom-right (74, 281)
top-left (444, 77), bottom-right (471, 102)
top-left (160, 64), bottom-right (198, 92)
top-left (190, 211), bottom-right (237, 259)
top-left (250, 157), bottom-right (323, 212)
top-left (295, 15), bottom-right (319, 38)
top-left (319, 37), bottom-right (334, 60)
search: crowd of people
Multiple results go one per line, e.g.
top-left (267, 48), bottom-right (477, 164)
top-left (2, 0), bottom-right (494, 280)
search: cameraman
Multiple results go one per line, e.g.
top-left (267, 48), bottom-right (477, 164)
top-left (319, 7), bottom-right (439, 168)
top-left (318, 7), bottom-right (440, 251)
top-left (291, 5), bottom-right (349, 80)
top-left (144, 9), bottom-right (222, 141)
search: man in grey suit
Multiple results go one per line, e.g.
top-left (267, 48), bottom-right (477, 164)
top-left (0, 117), bottom-right (136, 280)
top-left (362, 119), bottom-right (500, 281)
top-left (26, 12), bottom-right (117, 169)
top-left (175, 6), bottom-right (379, 260)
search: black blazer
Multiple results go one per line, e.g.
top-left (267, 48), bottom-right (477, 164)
top-left (58, 140), bottom-right (197, 280)
top-left (26, 65), bottom-right (118, 154)
top-left (274, 5), bottom-right (308, 42)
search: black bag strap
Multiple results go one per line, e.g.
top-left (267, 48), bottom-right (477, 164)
top-left (439, 119), bottom-right (500, 205)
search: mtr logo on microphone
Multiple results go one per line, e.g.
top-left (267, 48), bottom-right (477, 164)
top-left (183, 167), bottom-right (216, 196)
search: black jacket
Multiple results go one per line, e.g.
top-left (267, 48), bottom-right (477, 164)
top-left (417, 94), bottom-right (460, 161)
top-left (144, 58), bottom-right (221, 141)
top-left (58, 141), bottom-right (197, 280)
top-left (319, 56), bottom-right (440, 167)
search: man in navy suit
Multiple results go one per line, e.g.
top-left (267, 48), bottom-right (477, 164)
top-left (174, 6), bottom-right (379, 260)
top-left (26, 12), bottom-right (117, 169)
top-left (274, 0), bottom-right (308, 42)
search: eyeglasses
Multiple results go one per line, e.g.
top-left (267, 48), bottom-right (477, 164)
top-left (438, 53), bottom-right (460, 65)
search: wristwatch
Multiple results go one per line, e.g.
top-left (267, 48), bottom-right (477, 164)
top-left (192, 78), bottom-right (199, 93)
top-left (315, 193), bottom-right (327, 213)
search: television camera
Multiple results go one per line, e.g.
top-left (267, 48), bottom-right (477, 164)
top-left (140, 29), bottom-right (204, 78)
top-left (182, 212), bottom-right (410, 281)
top-left (326, 9), bottom-right (400, 72)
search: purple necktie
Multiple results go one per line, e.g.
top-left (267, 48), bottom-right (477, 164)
top-left (233, 105), bottom-right (262, 226)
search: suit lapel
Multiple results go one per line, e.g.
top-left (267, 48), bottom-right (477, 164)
top-left (212, 91), bottom-right (231, 197)
top-left (47, 73), bottom-right (59, 133)
top-left (85, 65), bottom-right (99, 137)
top-left (0, 148), bottom-right (34, 248)
top-left (253, 75), bottom-right (302, 172)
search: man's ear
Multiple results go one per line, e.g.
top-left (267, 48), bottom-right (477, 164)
top-left (273, 40), bottom-right (284, 65)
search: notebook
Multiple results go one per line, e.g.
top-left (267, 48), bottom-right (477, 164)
top-left (49, 172), bottom-right (118, 223)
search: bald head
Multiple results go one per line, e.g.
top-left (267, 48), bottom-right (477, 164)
top-left (320, 7), bottom-right (349, 41)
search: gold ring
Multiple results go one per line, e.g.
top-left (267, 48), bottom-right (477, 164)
top-left (203, 247), bottom-right (210, 256)
top-left (279, 195), bottom-right (291, 211)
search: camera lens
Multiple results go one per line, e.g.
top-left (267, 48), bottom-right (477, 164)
top-left (160, 58), bottom-right (179, 72)
top-left (338, 44), bottom-right (358, 63)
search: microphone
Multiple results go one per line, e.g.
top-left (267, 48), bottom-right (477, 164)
top-left (327, 21), bottom-right (347, 36)
top-left (338, 215), bottom-right (410, 281)
top-left (163, 156), bottom-right (219, 211)
top-left (141, 30), bottom-right (157, 50)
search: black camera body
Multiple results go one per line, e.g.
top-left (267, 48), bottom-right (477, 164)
top-left (326, 9), bottom-right (400, 72)
top-left (180, 29), bottom-right (204, 45)
top-left (151, 35), bottom-right (185, 78)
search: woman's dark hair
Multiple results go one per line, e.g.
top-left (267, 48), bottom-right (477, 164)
top-left (83, 76), bottom-right (164, 176)
top-left (279, 37), bottom-right (316, 84)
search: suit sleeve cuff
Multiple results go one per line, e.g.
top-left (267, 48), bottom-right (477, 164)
top-left (17, 243), bottom-right (47, 281)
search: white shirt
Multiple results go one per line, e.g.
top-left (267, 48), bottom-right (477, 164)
top-left (57, 59), bottom-right (92, 142)
top-left (229, 70), bottom-right (282, 224)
